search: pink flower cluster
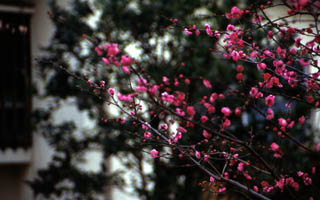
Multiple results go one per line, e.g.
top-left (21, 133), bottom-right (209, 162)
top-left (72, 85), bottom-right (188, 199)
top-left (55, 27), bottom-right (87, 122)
top-left (95, 43), bottom-right (134, 75)
top-left (226, 6), bottom-right (244, 20)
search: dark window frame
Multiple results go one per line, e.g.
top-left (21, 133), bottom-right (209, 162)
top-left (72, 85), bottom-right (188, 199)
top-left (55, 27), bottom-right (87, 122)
top-left (0, 11), bottom-right (32, 150)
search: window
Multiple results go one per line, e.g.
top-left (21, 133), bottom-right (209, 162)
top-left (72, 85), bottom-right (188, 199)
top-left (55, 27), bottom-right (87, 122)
top-left (0, 12), bottom-right (31, 150)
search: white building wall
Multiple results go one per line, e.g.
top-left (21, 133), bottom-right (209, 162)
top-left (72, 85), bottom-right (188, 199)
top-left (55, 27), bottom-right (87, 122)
top-left (28, 0), bottom-right (103, 199)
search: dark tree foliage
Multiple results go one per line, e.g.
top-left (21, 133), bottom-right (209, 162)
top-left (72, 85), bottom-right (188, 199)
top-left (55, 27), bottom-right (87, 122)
top-left (29, 0), bottom-right (315, 199)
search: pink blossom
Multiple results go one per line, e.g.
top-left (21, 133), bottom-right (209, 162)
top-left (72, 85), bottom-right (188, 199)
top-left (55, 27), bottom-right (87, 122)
top-left (108, 88), bottom-right (115, 95)
top-left (195, 151), bottom-right (201, 159)
top-left (265, 186), bottom-right (274, 193)
top-left (249, 87), bottom-right (258, 97)
top-left (304, 177), bottom-right (312, 186)
top-left (122, 66), bottom-right (130, 74)
top-left (235, 107), bottom-right (241, 116)
top-left (257, 62), bottom-right (267, 70)
top-left (186, 106), bottom-right (196, 116)
top-left (295, 37), bottom-right (302, 47)
top-left (100, 81), bottom-right (105, 87)
top-left (288, 121), bottom-right (295, 128)
top-left (150, 149), bottom-right (159, 158)
top-left (267, 30), bottom-right (273, 39)
top-left (120, 55), bottom-right (131, 66)
top-left (104, 42), bottom-right (111, 50)
top-left (204, 154), bottom-right (209, 162)
top-left (210, 176), bottom-right (215, 183)
top-left (237, 162), bottom-right (244, 172)
top-left (226, 24), bottom-right (235, 31)
top-left (226, 6), bottom-right (243, 20)
top-left (120, 117), bottom-right (126, 124)
top-left (297, 171), bottom-right (304, 177)
top-left (177, 126), bottom-right (187, 133)
top-left (261, 181), bottom-right (269, 188)
top-left (263, 50), bottom-right (274, 57)
top-left (174, 78), bottom-right (179, 87)
top-left (173, 132), bottom-right (182, 142)
top-left (252, 15), bottom-right (262, 23)
top-left (221, 107), bottom-right (232, 116)
top-left (162, 76), bottom-right (170, 85)
top-left (270, 142), bottom-right (280, 151)
top-left (291, 182), bottom-right (299, 191)
top-left (231, 50), bottom-right (240, 62)
top-left (250, 51), bottom-right (258, 59)
top-left (176, 108), bottom-right (185, 116)
top-left (231, 6), bottom-right (243, 19)
top-left (218, 187), bottom-right (226, 193)
top-left (203, 130), bottom-right (212, 139)
top-left (253, 186), bottom-right (259, 192)
top-left (223, 119), bottom-right (231, 128)
top-left (286, 177), bottom-right (294, 185)
top-left (276, 46), bottom-right (286, 58)
top-left (148, 85), bottom-right (159, 96)
top-left (117, 92), bottom-right (133, 102)
top-left (214, 31), bottom-right (221, 38)
top-left (204, 24), bottom-right (213, 36)
top-left (107, 43), bottom-right (120, 57)
top-left (138, 78), bottom-right (147, 86)
top-left (142, 123), bottom-right (149, 130)
top-left (294, 0), bottom-right (309, 11)
top-left (161, 92), bottom-right (175, 104)
top-left (256, 92), bottom-right (263, 99)
top-left (278, 118), bottom-right (287, 127)
top-left (312, 167), bottom-right (316, 174)
top-left (160, 123), bottom-right (168, 130)
top-left (243, 171), bottom-right (252, 180)
top-left (95, 45), bottom-right (103, 56)
top-left (299, 59), bottom-right (310, 67)
top-left (207, 105), bottom-right (215, 114)
top-left (236, 65), bottom-right (244, 72)
top-left (275, 178), bottom-right (285, 191)
top-left (203, 79), bottom-right (212, 88)
top-left (136, 86), bottom-right (147, 93)
top-left (274, 152), bottom-right (282, 158)
top-left (201, 115), bottom-right (208, 123)
top-left (306, 96), bottom-right (314, 103)
top-left (184, 28), bottom-right (193, 35)
top-left (195, 29), bottom-right (200, 36)
top-left (265, 95), bottom-right (275, 107)
top-left (102, 57), bottom-right (110, 66)
top-left (184, 78), bottom-right (190, 85)
top-left (209, 93), bottom-right (218, 103)
top-left (316, 142), bottom-right (320, 151)
top-left (176, 92), bottom-right (185, 102)
top-left (266, 108), bottom-right (274, 120)
top-left (144, 132), bottom-right (151, 138)
top-left (289, 48), bottom-right (297, 54)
